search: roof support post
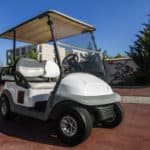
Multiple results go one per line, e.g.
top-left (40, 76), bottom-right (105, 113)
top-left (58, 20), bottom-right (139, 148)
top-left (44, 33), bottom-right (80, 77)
top-left (46, 14), bottom-right (62, 107)
top-left (90, 31), bottom-right (98, 51)
top-left (46, 15), bottom-right (62, 77)
top-left (13, 30), bottom-right (16, 62)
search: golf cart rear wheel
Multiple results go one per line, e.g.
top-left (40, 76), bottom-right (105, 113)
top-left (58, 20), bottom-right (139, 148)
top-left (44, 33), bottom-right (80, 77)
top-left (0, 96), bottom-right (15, 120)
top-left (102, 103), bottom-right (124, 128)
top-left (57, 107), bottom-right (92, 146)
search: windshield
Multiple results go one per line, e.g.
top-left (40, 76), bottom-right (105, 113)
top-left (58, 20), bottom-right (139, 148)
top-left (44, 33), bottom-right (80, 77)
top-left (57, 32), bottom-right (105, 78)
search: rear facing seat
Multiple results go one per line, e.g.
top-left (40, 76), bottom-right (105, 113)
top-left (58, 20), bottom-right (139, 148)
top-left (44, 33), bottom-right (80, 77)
top-left (16, 58), bottom-right (60, 89)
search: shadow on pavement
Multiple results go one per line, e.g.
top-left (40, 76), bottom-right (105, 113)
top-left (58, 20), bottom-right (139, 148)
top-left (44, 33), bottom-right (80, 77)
top-left (0, 116), bottom-right (66, 147)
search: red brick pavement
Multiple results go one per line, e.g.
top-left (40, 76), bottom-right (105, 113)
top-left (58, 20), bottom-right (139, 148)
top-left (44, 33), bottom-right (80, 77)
top-left (113, 86), bottom-right (150, 97)
top-left (0, 103), bottom-right (150, 150)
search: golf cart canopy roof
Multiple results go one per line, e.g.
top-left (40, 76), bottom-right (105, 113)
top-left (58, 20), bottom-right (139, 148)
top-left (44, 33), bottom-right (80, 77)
top-left (0, 10), bottom-right (96, 44)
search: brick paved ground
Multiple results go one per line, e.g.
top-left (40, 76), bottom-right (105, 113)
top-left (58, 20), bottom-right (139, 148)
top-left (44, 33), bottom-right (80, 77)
top-left (113, 86), bottom-right (150, 97)
top-left (0, 103), bottom-right (149, 150)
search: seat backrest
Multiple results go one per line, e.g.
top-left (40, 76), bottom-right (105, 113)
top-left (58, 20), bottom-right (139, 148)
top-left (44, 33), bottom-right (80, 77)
top-left (16, 58), bottom-right (44, 77)
top-left (42, 60), bottom-right (60, 78)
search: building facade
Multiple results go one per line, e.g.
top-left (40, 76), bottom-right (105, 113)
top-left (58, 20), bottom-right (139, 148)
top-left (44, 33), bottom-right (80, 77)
top-left (6, 44), bottom-right (66, 65)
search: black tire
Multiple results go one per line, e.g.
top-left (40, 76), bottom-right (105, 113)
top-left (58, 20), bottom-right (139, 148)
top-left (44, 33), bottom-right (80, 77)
top-left (56, 107), bottom-right (92, 146)
top-left (0, 96), bottom-right (15, 120)
top-left (102, 103), bottom-right (124, 128)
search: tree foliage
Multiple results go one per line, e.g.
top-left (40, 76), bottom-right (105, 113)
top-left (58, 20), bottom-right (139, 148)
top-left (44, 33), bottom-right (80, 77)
top-left (25, 46), bottom-right (38, 60)
top-left (114, 53), bottom-right (122, 58)
top-left (102, 50), bottom-right (123, 59)
top-left (126, 15), bottom-right (150, 84)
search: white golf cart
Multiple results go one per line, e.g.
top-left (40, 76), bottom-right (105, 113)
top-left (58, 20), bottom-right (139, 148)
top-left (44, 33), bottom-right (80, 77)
top-left (0, 10), bottom-right (123, 146)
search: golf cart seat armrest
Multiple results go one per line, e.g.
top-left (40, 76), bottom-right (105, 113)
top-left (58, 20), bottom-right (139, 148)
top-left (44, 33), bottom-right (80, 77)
top-left (14, 71), bottom-right (30, 89)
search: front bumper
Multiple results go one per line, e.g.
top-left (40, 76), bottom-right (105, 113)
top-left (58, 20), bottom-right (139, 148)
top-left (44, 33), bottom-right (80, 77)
top-left (59, 93), bottom-right (121, 106)
top-left (93, 104), bottom-right (115, 121)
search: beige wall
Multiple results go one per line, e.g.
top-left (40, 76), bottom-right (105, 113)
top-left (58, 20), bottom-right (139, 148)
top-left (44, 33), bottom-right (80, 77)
top-left (37, 44), bottom-right (66, 62)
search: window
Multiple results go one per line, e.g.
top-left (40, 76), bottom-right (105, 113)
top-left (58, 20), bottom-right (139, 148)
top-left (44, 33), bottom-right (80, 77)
top-left (39, 54), bottom-right (42, 62)
top-left (21, 48), bottom-right (26, 55)
top-left (16, 49), bottom-right (20, 56)
top-left (39, 45), bottom-right (42, 53)
top-left (7, 50), bottom-right (12, 56)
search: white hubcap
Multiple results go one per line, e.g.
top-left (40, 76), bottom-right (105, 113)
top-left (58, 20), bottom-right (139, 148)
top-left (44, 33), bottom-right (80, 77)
top-left (1, 102), bottom-right (7, 115)
top-left (60, 115), bottom-right (78, 137)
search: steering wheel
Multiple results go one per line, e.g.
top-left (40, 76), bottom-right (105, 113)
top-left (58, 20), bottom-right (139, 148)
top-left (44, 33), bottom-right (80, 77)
top-left (62, 54), bottom-right (80, 73)
top-left (0, 67), bottom-right (12, 81)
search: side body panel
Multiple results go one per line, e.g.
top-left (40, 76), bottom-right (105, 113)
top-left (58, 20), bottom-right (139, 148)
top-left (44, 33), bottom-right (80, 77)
top-left (4, 82), bottom-right (52, 107)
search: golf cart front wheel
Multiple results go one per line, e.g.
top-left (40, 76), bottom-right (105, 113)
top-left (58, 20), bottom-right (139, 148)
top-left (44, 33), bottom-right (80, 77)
top-left (0, 96), bottom-right (15, 120)
top-left (57, 107), bottom-right (93, 146)
top-left (102, 103), bottom-right (124, 128)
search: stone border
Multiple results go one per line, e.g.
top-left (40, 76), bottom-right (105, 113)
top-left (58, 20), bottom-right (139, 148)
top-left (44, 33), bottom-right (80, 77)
top-left (121, 96), bottom-right (150, 104)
